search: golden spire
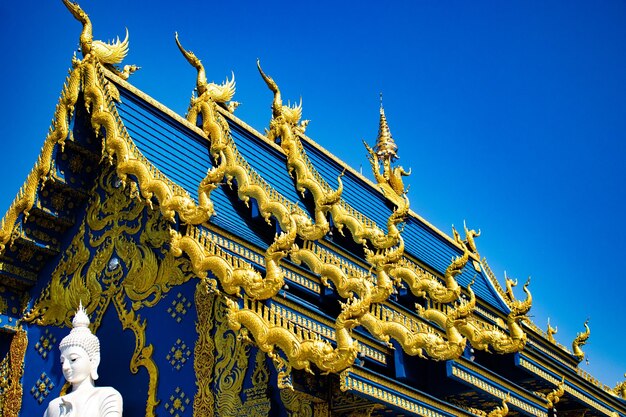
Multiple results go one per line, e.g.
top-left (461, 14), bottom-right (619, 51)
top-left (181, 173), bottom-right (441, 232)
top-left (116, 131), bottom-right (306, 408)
top-left (374, 93), bottom-right (398, 161)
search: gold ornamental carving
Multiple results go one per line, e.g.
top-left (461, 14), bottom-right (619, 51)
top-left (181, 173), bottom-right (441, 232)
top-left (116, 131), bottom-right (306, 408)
top-left (572, 319), bottom-right (590, 364)
top-left (258, 62), bottom-right (407, 250)
top-left (1, 328), bottom-right (28, 417)
top-left (193, 281), bottom-right (216, 417)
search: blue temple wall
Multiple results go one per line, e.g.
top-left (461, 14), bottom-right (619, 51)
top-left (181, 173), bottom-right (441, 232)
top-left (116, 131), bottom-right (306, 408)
top-left (17, 162), bottom-right (213, 417)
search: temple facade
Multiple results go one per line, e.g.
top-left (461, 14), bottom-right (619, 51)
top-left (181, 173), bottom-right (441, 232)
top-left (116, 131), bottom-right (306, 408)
top-left (1, 2), bottom-right (625, 416)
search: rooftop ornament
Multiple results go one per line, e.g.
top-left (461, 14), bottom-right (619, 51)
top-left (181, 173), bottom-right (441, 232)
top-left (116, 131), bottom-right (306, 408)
top-left (572, 319), bottom-right (590, 364)
top-left (364, 94), bottom-right (411, 208)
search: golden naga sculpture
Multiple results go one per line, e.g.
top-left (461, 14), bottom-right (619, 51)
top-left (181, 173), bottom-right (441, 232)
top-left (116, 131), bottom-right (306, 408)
top-left (572, 319), bottom-right (590, 363)
top-left (452, 221), bottom-right (481, 256)
top-left (360, 281), bottom-right (474, 361)
top-left (545, 377), bottom-right (566, 409)
top-left (225, 296), bottom-right (358, 388)
top-left (612, 374), bottom-right (626, 399)
top-left (175, 33), bottom-right (238, 113)
top-left (258, 61), bottom-right (407, 250)
top-left (439, 278), bottom-right (531, 354)
top-left (256, 60), bottom-right (339, 239)
top-left (62, 0), bottom-right (139, 80)
top-left (363, 97), bottom-right (411, 207)
top-left (169, 224), bottom-right (295, 300)
top-left (503, 273), bottom-right (518, 304)
top-left (34, 0), bottom-right (219, 231)
top-left (487, 394), bottom-right (510, 417)
top-left (388, 243), bottom-right (468, 304)
top-left (546, 318), bottom-right (558, 344)
top-left (176, 35), bottom-right (326, 245)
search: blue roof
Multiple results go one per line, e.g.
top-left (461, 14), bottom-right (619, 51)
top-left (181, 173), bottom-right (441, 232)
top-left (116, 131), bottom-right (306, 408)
top-left (114, 82), bottom-right (508, 313)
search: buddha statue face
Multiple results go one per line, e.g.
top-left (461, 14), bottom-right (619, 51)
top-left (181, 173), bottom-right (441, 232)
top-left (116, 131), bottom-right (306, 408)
top-left (60, 345), bottom-right (99, 385)
top-left (58, 303), bottom-right (101, 384)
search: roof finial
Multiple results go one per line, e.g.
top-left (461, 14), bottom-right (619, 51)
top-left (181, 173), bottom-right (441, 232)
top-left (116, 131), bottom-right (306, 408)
top-left (374, 92), bottom-right (398, 161)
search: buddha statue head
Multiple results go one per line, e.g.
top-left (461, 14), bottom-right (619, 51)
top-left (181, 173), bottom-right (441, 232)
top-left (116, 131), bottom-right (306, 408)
top-left (59, 304), bottom-right (100, 383)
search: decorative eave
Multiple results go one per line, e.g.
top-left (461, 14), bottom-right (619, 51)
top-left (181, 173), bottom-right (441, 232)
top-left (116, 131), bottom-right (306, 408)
top-left (516, 352), bottom-right (625, 416)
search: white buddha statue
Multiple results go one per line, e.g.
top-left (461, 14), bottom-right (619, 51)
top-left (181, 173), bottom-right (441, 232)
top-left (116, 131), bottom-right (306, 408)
top-left (44, 304), bottom-right (123, 417)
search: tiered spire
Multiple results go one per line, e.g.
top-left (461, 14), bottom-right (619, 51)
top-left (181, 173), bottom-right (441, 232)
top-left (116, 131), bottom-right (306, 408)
top-left (373, 93), bottom-right (398, 162)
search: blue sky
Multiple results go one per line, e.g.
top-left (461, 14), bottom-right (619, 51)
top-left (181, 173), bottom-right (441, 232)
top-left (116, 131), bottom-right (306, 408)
top-left (1, 1), bottom-right (625, 387)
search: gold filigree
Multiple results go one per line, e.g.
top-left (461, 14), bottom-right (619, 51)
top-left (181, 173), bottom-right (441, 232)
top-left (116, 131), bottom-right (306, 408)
top-left (2, 328), bottom-right (27, 417)
top-left (113, 290), bottom-right (159, 416)
top-left (280, 388), bottom-right (314, 417)
top-left (572, 319), bottom-right (590, 364)
top-left (23, 166), bottom-right (197, 417)
top-left (239, 349), bottom-right (271, 416)
top-left (193, 281), bottom-right (215, 417)
top-left (214, 298), bottom-right (248, 415)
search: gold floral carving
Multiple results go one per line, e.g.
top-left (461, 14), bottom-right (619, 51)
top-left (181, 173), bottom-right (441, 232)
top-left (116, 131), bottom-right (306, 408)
top-left (213, 298), bottom-right (249, 416)
top-left (113, 291), bottom-right (160, 416)
top-left (2, 328), bottom-right (28, 417)
top-left (572, 319), bottom-right (590, 364)
top-left (239, 349), bottom-right (271, 417)
top-left (280, 389), bottom-right (314, 417)
top-left (194, 281), bottom-right (215, 417)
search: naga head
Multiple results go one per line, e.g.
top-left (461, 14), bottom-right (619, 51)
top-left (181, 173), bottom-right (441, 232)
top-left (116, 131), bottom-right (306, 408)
top-left (175, 32), bottom-right (208, 96)
top-left (450, 279), bottom-right (476, 324)
top-left (509, 276), bottom-right (532, 316)
top-left (62, 0), bottom-right (93, 56)
top-left (257, 60), bottom-right (304, 127)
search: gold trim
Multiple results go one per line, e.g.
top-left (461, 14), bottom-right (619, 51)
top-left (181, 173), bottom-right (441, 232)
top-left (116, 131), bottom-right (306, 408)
top-left (193, 281), bottom-right (215, 417)
top-left (341, 367), bottom-right (473, 417)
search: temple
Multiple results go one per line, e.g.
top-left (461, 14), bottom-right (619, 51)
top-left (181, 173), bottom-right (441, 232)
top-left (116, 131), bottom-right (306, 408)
top-left (1, 2), bottom-right (624, 417)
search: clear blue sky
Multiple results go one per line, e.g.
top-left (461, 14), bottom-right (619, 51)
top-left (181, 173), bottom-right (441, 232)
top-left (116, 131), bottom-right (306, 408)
top-left (1, 1), bottom-right (625, 387)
